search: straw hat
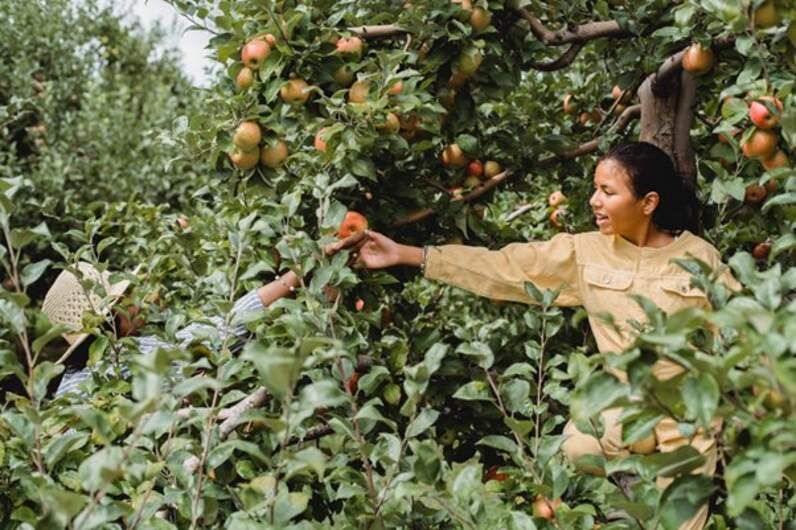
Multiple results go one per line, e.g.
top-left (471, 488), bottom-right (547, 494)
top-left (41, 262), bottom-right (134, 363)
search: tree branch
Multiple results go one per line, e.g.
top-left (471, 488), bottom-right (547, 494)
top-left (516, 8), bottom-right (632, 45)
top-left (349, 25), bottom-right (407, 39)
top-left (673, 71), bottom-right (697, 188)
top-left (528, 43), bottom-right (585, 71)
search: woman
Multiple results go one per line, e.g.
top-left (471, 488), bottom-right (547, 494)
top-left (43, 262), bottom-right (303, 398)
top-left (331, 142), bottom-right (740, 530)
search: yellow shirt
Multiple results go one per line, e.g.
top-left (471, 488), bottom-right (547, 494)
top-left (424, 230), bottom-right (740, 381)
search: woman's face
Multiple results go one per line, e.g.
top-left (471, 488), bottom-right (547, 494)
top-left (589, 158), bottom-right (654, 237)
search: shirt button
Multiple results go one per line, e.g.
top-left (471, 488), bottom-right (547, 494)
top-left (680, 285), bottom-right (688, 293)
top-left (603, 275), bottom-right (611, 284)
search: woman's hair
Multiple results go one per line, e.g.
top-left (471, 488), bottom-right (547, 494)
top-left (601, 141), bottom-right (701, 234)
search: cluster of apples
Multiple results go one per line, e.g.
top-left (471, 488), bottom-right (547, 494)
top-left (228, 120), bottom-right (290, 170)
top-left (562, 84), bottom-right (635, 127)
top-left (439, 143), bottom-right (503, 197)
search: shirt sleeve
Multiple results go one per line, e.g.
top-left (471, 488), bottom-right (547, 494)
top-left (175, 289), bottom-right (265, 347)
top-left (424, 232), bottom-right (582, 306)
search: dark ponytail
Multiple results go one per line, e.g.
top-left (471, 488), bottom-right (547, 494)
top-left (602, 142), bottom-right (701, 234)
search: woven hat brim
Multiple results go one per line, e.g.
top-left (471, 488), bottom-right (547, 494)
top-left (55, 276), bottom-right (133, 365)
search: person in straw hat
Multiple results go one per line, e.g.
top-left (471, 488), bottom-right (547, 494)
top-left (42, 261), bottom-right (304, 398)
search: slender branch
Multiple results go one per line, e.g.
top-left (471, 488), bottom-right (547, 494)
top-left (528, 43), bottom-right (585, 71)
top-left (349, 25), bottom-right (407, 39)
top-left (391, 170), bottom-right (511, 227)
top-left (516, 8), bottom-right (631, 45)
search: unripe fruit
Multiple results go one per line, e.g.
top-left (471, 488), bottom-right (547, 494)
top-left (236, 67), bottom-right (254, 90)
top-left (336, 36), bottom-right (364, 56)
top-left (383, 383), bottom-right (401, 405)
top-left (314, 128), bottom-right (329, 152)
top-left (765, 178), bottom-right (778, 194)
top-left (748, 96), bottom-right (783, 129)
top-left (548, 190), bottom-right (567, 207)
top-left (470, 8), bottom-right (491, 31)
top-left (752, 241), bottom-right (772, 260)
top-left (742, 129), bottom-right (777, 159)
top-left (463, 176), bottom-right (481, 189)
top-left (233, 121), bottom-right (261, 150)
top-left (452, 0), bottom-right (473, 10)
top-left (333, 65), bottom-right (354, 86)
top-left (682, 43), bottom-right (714, 75)
top-left (376, 112), bottom-right (400, 134)
top-left (718, 128), bottom-right (739, 143)
top-left (260, 140), bottom-right (288, 168)
top-left (753, 1), bottom-right (781, 29)
top-left (456, 48), bottom-right (483, 76)
top-left (348, 80), bottom-right (370, 103)
top-left (387, 80), bottom-right (403, 96)
top-left (762, 150), bottom-right (788, 171)
top-left (280, 79), bottom-right (310, 105)
top-left (613, 103), bottom-right (627, 116)
top-left (467, 160), bottom-right (484, 178)
top-left (229, 147), bottom-right (260, 169)
top-left (263, 33), bottom-right (277, 47)
top-left (441, 143), bottom-right (467, 168)
top-left (448, 71), bottom-right (469, 89)
top-left (484, 160), bottom-right (502, 177)
top-left (338, 211), bottom-right (369, 238)
top-left (241, 38), bottom-right (270, 69)
top-left (744, 184), bottom-right (767, 204)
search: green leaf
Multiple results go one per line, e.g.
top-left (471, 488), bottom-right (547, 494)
top-left (242, 342), bottom-right (301, 401)
top-left (570, 373), bottom-right (628, 420)
top-left (456, 341), bottom-right (493, 369)
top-left (476, 434), bottom-right (518, 455)
top-left (682, 373), bottom-right (719, 429)
top-left (78, 446), bottom-right (125, 492)
top-left (406, 407), bottom-right (439, 438)
top-left (21, 259), bottom-right (51, 288)
top-left (207, 440), bottom-right (268, 468)
top-left (501, 379), bottom-right (530, 414)
top-left (452, 380), bottom-right (492, 402)
top-left (658, 475), bottom-right (715, 530)
top-left (456, 134), bottom-right (478, 154)
top-left (639, 445), bottom-right (705, 478)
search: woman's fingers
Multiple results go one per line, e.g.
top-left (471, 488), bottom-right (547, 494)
top-left (325, 230), bottom-right (370, 256)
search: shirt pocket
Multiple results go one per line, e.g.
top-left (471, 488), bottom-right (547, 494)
top-left (658, 277), bottom-right (708, 313)
top-left (583, 265), bottom-right (634, 291)
top-left (582, 265), bottom-right (634, 316)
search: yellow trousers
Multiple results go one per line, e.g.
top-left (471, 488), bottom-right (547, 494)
top-left (562, 408), bottom-right (718, 530)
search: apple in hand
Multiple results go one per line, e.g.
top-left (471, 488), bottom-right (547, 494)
top-left (338, 211), bottom-right (369, 238)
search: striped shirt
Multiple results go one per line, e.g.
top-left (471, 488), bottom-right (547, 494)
top-left (54, 290), bottom-right (264, 398)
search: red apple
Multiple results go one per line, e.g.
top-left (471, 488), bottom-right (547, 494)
top-left (742, 129), bottom-right (777, 159)
top-left (752, 241), bottom-right (772, 260)
top-left (314, 128), bottom-right (329, 152)
top-left (346, 371), bottom-right (360, 394)
top-left (441, 143), bottom-right (467, 168)
top-left (263, 33), bottom-right (277, 47)
top-left (548, 190), bottom-right (567, 207)
top-left (355, 298), bottom-right (365, 311)
top-left (176, 217), bottom-right (189, 230)
top-left (233, 121), bottom-right (261, 150)
top-left (470, 7), bottom-right (491, 31)
top-left (376, 112), bottom-right (400, 134)
top-left (280, 79), bottom-right (311, 105)
top-left (562, 93), bottom-right (577, 114)
top-left (484, 466), bottom-right (508, 482)
top-left (467, 160), bottom-right (484, 178)
top-left (532, 496), bottom-right (561, 520)
top-left (229, 147), bottom-right (259, 169)
top-left (241, 38), bottom-right (270, 69)
top-left (682, 43), bottom-right (713, 75)
top-left (260, 140), bottom-right (288, 168)
top-left (749, 96), bottom-right (783, 129)
top-left (336, 36), bottom-right (364, 56)
top-left (762, 150), bottom-right (788, 171)
top-left (348, 80), bottom-right (370, 103)
top-left (744, 184), bottom-right (767, 204)
top-left (611, 85), bottom-right (623, 100)
top-left (338, 211), bottom-right (369, 238)
top-left (550, 208), bottom-right (566, 227)
top-left (387, 80), bottom-right (403, 96)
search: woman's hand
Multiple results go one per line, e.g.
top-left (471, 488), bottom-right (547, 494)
top-left (325, 230), bottom-right (423, 269)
